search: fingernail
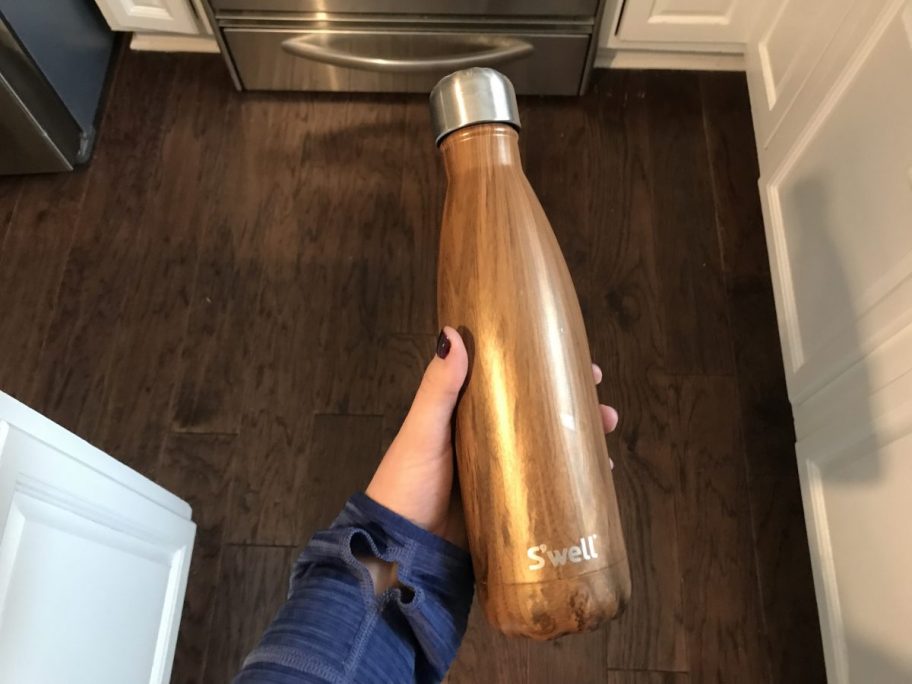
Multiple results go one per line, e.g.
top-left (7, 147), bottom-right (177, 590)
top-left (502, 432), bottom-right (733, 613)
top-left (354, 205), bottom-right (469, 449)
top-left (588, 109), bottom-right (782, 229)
top-left (436, 329), bottom-right (451, 359)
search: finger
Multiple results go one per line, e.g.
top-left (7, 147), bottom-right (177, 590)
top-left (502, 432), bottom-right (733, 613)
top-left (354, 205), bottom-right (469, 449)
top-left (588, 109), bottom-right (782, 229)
top-left (591, 363), bottom-right (602, 385)
top-left (600, 404), bottom-right (619, 433)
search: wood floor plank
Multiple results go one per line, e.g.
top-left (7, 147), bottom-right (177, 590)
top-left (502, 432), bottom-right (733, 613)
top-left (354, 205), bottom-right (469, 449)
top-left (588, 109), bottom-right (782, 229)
top-left (378, 98), bottom-right (442, 337)
top-left (204, 544), bottom-right (297, 683)
top-left (294, 414), bottom-right (384, 540)
top-left (310, 252), bottom-right (386, 415)
top-left (724, 278), bottom-right (796, 485)
top-left (308, 97), bottom-right (410, 414)
top-left (223, 97), bottom-right (401, 544)
top-left (176, 543), bottom-right (223, 684)
top-left (0, 170), bottom-right (90, 403)
top-left (446, 598), bottom-right (528, 683)
top-left (702, 71), bottom-right (825, 682)
top-left (583, 71), bottom-right (686, 672)
top-left (27, 51), bottom-right (179, 439)
top-left (603, 437), bottom-right (685, 672)
top-left (726, 278), bottom-right (826, 683)
top-left (648, 71), bottom-right (733, 376)
top-left (224, 214), bottom-right (329, 544)
top-left (169, 78), bottom-right (284, 435)
top-left (157, 432), bottom-right (236, 684)
top-left (604, 672), bottom-right (690, 684)
top-left (521, 93), bottom-right (595, 318)
top-left (0, 176), bottom-right (21, 250)
top-left (668, 375), bottom-right (767, 683)
top-left (168, 220), bottom-right (253, 436)
top-left (220, 94), bottom-right (332, 544)
top-left (700, 72), bottom-right (768, 281)
top-left (731, 293), bottom-right (785, 464)
top-left (703, 72), bottom-right (794, 487)
top-left (749, 473), bottom-right (825, 684)
top-left (92, 56), bottom-right (234, 475)
top-left (378, 333), bottom-right (436, 453)
top-left (527, 628), bottom-right (607, 684)
top-left (226, 411), bottom-right (313, 545)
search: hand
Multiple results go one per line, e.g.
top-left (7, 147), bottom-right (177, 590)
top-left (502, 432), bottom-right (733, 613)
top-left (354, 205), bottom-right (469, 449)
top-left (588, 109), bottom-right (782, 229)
top-left (366, 326), bottom-right (620, 550)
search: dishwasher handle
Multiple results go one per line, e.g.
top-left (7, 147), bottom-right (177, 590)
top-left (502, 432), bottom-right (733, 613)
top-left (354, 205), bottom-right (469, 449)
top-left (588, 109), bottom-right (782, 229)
top-left (280, 34), bottom-right (534, 73)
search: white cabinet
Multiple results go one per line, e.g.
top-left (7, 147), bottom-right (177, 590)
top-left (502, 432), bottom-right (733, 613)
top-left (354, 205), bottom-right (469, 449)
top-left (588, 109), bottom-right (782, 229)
top-left (0, 392), bottom-right (195, 684)
top-left (744, 0), bottom-right (912, 681)
top-left (597, 0), bottom-right (758, 69)
top-left (92, 0), bottom-right (218, 52)
top-left (94, 0), bottom-right (201, 35)
top-left (616, 0), bottom-right (755, 46)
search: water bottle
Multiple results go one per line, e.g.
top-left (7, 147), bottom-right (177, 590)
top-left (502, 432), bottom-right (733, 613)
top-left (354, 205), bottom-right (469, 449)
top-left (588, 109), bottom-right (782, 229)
top-left (430, 68), bottom-right (631, 640)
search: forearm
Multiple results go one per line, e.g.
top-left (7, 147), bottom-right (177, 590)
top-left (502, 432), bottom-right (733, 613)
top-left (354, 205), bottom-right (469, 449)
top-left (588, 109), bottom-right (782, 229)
top-left (234, 493), bottom-right (474, 684)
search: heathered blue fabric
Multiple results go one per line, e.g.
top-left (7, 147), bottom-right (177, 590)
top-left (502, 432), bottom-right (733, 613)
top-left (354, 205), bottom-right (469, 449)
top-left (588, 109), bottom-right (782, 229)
top-left (233, 493), bottom-right (474, 684)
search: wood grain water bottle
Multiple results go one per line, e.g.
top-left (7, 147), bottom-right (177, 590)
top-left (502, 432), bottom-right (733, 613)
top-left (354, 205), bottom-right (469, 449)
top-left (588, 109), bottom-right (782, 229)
top-left (430, 68), bottom-right (631, 639)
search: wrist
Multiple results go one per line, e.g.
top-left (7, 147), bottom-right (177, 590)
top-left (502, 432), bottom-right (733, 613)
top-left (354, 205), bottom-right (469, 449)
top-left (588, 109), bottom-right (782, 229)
top-left (355, 553), bottom-right (399, 595)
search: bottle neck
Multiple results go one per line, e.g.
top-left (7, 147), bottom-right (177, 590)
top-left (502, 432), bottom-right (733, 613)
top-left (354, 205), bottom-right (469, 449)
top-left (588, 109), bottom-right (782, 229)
top-left (439, 124), bottom-right (522, 177)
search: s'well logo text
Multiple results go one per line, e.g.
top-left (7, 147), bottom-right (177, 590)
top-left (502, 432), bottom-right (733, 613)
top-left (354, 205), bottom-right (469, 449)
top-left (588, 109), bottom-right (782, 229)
top-left (527, 534), bottom-right (598, 571)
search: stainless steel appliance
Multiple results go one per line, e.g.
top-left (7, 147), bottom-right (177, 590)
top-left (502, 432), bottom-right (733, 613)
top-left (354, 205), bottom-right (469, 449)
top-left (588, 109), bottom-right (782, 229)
top-left (205, 0), bottom-right (607, 94)
top-left (0, 0), bottom-right (113, 175)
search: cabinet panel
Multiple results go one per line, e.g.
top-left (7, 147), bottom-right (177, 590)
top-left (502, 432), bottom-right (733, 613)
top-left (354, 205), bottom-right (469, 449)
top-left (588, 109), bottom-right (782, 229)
top-left (762, 0), bottom-right (912, 404)
top-left (747, 0), bottom-right (891, 159)
top-left (757, 1), bottom-right (836, 108)
top-left (95, 0), bottom-right (199, 34)
top-left (796, 384), bottom-right (912, 683)
top-left (0, 393), bottom-right (195, 684)
top-left (616, 0), bottom-right (752, 44)
top-left (751, 0), bottom-right (853, 147)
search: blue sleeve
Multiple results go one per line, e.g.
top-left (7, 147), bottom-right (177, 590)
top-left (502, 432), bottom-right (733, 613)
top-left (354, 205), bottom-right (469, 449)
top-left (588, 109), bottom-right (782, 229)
top-left (233, 493), bottom-right (475, 684)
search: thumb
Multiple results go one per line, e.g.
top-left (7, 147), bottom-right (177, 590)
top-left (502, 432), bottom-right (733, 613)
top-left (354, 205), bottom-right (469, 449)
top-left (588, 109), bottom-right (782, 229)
top-left (396, 326), bottom-right (468, 448)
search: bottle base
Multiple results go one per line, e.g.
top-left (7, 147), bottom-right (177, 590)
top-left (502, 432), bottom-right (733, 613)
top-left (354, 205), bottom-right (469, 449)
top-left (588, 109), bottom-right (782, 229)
top-left (477, 563), bottom-right (631, 640)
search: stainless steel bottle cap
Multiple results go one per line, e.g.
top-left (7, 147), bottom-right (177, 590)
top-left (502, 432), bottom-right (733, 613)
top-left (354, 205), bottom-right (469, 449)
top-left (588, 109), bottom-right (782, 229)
top-left (429, 68), bottom-right (521, 145)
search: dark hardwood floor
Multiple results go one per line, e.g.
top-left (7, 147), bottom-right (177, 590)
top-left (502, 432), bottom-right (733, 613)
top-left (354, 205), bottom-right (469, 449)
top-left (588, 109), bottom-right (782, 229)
top-left (0, 49), bottom-right (826, 683)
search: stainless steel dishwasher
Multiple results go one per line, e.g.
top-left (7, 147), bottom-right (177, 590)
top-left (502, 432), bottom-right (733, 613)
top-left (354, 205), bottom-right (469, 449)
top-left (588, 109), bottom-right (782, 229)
top-left (204, 0), bottom-right (607, 95)
top-left (0, 0), bottom-right (113, 174)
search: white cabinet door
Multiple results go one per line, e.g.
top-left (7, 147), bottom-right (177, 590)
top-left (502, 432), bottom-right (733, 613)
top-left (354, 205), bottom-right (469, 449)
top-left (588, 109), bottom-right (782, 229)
top-left (796, 371), bottom-right (912, 684)
top-left (616, 0), bottom-right (756, 45)
top-left (756, 0), bottom-right (912, 406)
top-left (0, 392), bottom-right (195, 684)
top-left (745, 0), bottom-right (912, 681)
top-left (94, 0), bottom-right (200, 34)
top-left (746, 0), bottom-right (891, 169)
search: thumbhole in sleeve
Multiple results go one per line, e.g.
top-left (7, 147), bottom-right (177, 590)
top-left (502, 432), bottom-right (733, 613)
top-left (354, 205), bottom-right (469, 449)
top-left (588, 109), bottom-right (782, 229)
top-left (397, 583), bottom-right (415, 605)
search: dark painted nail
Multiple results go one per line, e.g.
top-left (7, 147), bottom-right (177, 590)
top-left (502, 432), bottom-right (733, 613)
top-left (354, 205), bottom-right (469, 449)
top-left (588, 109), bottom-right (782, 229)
top-left (436, 329), bottom-right (451, 359)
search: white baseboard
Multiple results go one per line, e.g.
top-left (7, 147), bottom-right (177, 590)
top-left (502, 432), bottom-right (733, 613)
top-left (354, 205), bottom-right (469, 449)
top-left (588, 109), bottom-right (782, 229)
top-left (129, 32), bottom-right (219, 54)
top-left (595, 47), bottom-right (745, 71)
